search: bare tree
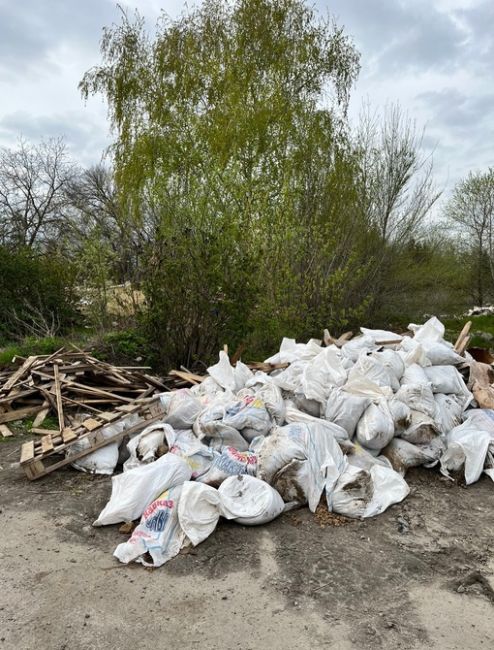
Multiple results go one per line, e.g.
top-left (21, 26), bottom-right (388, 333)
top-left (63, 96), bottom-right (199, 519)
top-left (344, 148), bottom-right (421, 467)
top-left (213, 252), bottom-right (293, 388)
top-left (445, 168), bottom-right (494, 306)
top-left (356, 103), bottom-right (441, 246)
top-left (65, 164), bottom-right (145, 284)
top-left (0, 137), bottom-right (74, 248)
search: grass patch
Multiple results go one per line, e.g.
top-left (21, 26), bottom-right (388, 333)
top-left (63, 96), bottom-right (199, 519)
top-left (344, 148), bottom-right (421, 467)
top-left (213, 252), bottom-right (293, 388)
top-left (442, 314), bottom-right (494, 349)
top-left (0, 336), bottom-right (67, 367)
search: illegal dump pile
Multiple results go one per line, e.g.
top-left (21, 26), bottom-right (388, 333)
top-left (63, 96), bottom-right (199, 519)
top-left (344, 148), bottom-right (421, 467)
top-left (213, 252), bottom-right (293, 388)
top-left (7, 317), bottom-right (494, 568)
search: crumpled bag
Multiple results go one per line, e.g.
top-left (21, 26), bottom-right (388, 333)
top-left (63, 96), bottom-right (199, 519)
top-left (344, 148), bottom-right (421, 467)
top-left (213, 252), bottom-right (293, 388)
top-left (329, 464), bottom-right (409, 519)
top-left (93, 453), bottom-right (191, 527)
top-left (257, 421), bottom-right (347, 511)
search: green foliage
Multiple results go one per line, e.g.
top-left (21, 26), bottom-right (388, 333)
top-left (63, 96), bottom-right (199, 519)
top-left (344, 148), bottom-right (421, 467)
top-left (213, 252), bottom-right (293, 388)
top-left (0, 336), bottom-right (66, 367)
top-left (444, 167), bottom-right (494, 306)
top-left (98, 328), bottom-right (148, 364)
top-left (0, 247), bottom-right (78, 342)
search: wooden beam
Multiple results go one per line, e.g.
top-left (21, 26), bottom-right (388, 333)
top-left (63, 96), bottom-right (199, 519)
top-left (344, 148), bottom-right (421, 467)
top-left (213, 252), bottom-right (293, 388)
top-left (53, 364), bottom-right (65, 433)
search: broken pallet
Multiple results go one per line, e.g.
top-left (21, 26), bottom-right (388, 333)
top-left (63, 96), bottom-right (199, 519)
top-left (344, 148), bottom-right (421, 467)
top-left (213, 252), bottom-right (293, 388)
top-left (19, 398), bottom-right (165, 480)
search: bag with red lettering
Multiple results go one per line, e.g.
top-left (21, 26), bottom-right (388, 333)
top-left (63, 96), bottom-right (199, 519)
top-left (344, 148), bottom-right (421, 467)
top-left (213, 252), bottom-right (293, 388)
top-left (113, 485), bottom-right (185, 567)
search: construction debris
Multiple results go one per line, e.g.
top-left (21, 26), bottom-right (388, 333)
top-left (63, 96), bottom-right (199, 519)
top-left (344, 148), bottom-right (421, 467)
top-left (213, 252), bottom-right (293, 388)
top-left (0, 349), bottom-right (167, 479)
top-left (3, 316), bottom-right (494, 570)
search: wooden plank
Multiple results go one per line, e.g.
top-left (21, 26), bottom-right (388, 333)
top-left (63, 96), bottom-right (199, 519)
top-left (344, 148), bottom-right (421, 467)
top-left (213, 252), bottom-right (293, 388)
top-left (168, 370), bottom-right (204, 385)
top-left (31, 428), bottom-right (59, 436)
top-left (0, 404), bottom-right (45, 424)
top-left (53, 364), bottom-right (64, 433)
top-left (41, 435), bottom-right (54, 454)
top-left (454, 321), bottom-right (472, 353)
top-left (81, 418), bottom-right (102, 431)
top-left (32, 407), bottom-right (50, 428)
top-left (62, 428), bottom-right (78, 443)
top-left (98, 411), bottom-right (121, 423)
top-left (1, 356), bottom-right (37, 392)
top-left (20, 440), bottom-right (35, 463)
top-left (115, 403), bottom-right (140, 413)
top-left (0, 424), bottom-right (13, 437)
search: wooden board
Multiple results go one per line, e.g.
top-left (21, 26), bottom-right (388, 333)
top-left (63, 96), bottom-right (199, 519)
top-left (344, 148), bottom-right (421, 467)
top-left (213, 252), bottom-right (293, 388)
top-left (20, 440), bottom-right (34, 463)
top-left (0, 424), bottom-right (13, 437)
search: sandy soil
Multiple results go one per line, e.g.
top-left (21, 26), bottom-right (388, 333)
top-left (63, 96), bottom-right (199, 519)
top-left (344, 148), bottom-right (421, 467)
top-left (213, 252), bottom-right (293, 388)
top-left (1, 434), bottom-right (493, 650)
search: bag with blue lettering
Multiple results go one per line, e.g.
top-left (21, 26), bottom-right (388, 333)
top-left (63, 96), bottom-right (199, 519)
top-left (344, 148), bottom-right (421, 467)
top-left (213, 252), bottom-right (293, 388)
top-left (113, 485), bottom-right (185, 567)
top-left (197, 446), bottom-right (257, 487)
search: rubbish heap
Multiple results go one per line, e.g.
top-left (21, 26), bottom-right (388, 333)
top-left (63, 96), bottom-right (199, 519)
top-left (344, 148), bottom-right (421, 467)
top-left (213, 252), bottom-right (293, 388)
top-left (14, 317), bottom-right (494, 567)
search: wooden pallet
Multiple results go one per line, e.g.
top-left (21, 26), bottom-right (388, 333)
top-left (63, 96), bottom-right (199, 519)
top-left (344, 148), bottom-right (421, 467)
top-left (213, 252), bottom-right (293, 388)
top-left (19, 398), bottom-right (165, 480)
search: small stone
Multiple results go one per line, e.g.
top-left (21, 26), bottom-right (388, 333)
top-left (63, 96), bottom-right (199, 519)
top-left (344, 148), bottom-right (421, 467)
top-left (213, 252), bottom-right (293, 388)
top-left (386, 621), bottom-right (395, 629)
top-left (457, 585), bottom-right (465, 593)
top-left (84, 614), bottom-right (90, 619)
top-left (221, 596), bottom-right (228, 600)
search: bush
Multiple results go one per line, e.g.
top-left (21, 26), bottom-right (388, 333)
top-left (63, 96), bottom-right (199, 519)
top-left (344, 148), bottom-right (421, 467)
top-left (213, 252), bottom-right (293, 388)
top-left (0, 247), bottom-right (78, 342)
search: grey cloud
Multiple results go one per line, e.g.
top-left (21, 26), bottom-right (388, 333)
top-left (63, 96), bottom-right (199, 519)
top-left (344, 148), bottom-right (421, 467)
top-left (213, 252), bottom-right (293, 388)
top-left (0, 0), bottom-right (117, 80)
top-left (416, 88), bottom-right (494, 133)
top-left (326, 0), bottom-right (465, 74)
top-left (0, 110), bottom-right (111, 165)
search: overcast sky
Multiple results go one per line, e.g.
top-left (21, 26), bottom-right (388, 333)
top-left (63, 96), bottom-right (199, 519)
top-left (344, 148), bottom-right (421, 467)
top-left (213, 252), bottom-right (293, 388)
top-left (0, 0), bottom-right (492, 197)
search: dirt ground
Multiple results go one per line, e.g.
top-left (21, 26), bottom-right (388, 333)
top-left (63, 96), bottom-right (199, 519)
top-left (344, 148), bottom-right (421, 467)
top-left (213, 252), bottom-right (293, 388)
top-left (1, 434), bottom-right (493, 650)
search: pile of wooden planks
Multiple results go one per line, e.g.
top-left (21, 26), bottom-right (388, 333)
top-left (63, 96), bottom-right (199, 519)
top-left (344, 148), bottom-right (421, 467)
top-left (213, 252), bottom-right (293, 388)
top-left (0, 348), bottom-right (170, 479)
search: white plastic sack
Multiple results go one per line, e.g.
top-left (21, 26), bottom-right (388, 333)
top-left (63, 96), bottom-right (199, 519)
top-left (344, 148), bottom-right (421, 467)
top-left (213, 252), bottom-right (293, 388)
top-left (399, 338), bottom-right (429, 367)
top-left (94, 453), bottom-right (191, 526)
top-left (424, 365), bottom-right (466, 395)
top-left (222, 395), bottom-right (272, 442)
top-left (165, 428), bottom-right (214, 479)
top-left (387, 398), bottom-right (411, 433)
top-left (382, 438), bottom-right (436, 476)
top-left (264, 337), bottom-right (321, 365)
top-left (434, 393), bottom-right (463, 434)
top-left (218, 475), bottom-right (285, 525)
top-left (356, 401), bottom-right (394, 450)
top-left (395, 383), bottom-right (436, 418)
top-left (371, 349), bottom-right (405, 383)
top-left (360, 327), bottom-right (402, 343)
top-left (257, 421), bottom-right (347, 511)
top-left (178, 481), bottom-right (221, 546)
top-left (441, 421), bottom-right (493, 484)
top-left (207, 351), bottom-right (253, 392)
top-left (400, 409), bottom-right (439, 444)
top-left (340, 335), bottom-right (376, 362)
top-left (245, 376), bottom-right (286, 424)
top-left (324, 386), bottom-right (370, 437)
top-left (461, 408), bottom-right (494, 434)
top-left (123, 423), bottom-right (170, 471)
top-left (422, 341), bottom-right (464, 366)
top-left (197, 446), bottom-right (257, 487)
top-left (409, 316), bottom-right (445, 343)
top-left (69, 413), bottom-right (140, 475)
top-left (270, 361), bottom-right (305, 393)
top-left (285, 401), bottom-right (349, 441)
top-left (194, 394), bottom-right (250, 451)
top-left (401, 363), bottom-right (430, 386)
top-left (114, 485), bottom-right (184, 567)
top-left (164, 389), bottom-right (202, 429)
top-left (329, 464), bottom-right (408, 519)
top-left (348, 354), bottom-right (398, 391)
top-left (301, 347), bottom-right (347, 404)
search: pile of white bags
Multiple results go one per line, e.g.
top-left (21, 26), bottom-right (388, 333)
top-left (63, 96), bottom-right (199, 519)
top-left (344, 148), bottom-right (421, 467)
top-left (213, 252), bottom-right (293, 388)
top-left (92, 316), bottom-right (493, 569)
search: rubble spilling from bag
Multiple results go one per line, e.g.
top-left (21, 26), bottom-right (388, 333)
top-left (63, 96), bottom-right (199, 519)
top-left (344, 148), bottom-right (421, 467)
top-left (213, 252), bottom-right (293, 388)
top-left (87, 316), bottom-right (494, 568)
